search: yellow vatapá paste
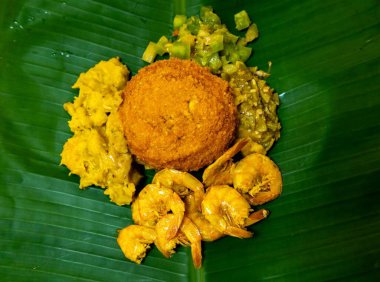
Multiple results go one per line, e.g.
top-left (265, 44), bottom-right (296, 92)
top-left (60, 57), bottom-right (141, 205)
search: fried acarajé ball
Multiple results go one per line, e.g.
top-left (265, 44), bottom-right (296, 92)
top-left (119, 58), bottom-right (237, 171)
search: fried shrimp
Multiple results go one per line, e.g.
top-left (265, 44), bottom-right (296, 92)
top-left (154, 214), bottom-right (180, 258)
top-left (202, 138), bottom-right (249, 187)
top-left (154, 215), bottom-right (202, 268)
top-left (233, 153), bottom-right (282, 205)
top-left (153, 168), bottom-right (204, 210)
top-left (203, 139), bottom-right (282, 206)
top-left (132, 184), bottom-right (185, 239)
top-left (119, 58), bottom-right (237, 171)
top-left (185, 194), bottom-right (224, 242)
top-left (201, 185), bottom-right (253, 239)
top-left (117, 225), bottom-right (156, 264)
top-left (187, 194), bottom-right (268, 242)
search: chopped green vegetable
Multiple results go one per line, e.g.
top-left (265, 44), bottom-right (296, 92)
top-left (173, 15), bottom-right (187, 29)
top-left (178, 26), bottom-right (196, 46)
top-left (245, 23), bottom-right (259, 42)
top-left (237, 23), bottom-right (259, 47)
top-left (200, 6), bottom-right (212, 19)
top-left (222, 63), bottom-right (238, 75)
top-left (234, 10), bottom-right (251, 30)
top-left (156, 36), bottom-right (169, 56)
top-left (168, 41), bottom-right (191, 59)
top-left (208, 53), bottom-right (222, 72)
top-left (205, 34), bottom-right (224, 53)
top-left (186, 16), bottom-right (201, 35)
top-left (224, 31), bottom-right (239, 44)
top-left (142, 42), bottom-right (157, 63)
top-left (237, 45), bottom-right (252, 62)
top-left (200, 6), bottom-right (221, 27)
top-left (142, 6), bottom-right (260, 73)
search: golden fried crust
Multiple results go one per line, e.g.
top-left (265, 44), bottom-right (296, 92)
top-left (119, 58), bottom-right (237, 171)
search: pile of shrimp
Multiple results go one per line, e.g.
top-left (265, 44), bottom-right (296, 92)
top-left (117, 138), bottom-right (282, 268)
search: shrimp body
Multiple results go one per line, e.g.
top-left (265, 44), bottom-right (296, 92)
top-left (154, 215), bottom-right (202, 268)
top-left (132, 184), bottom-right (185, 238)
top-left (201, 185), bottom-right (253, 238)
top-left (154, 214), bottom-right (181, 258)
top-left (117, 225), bottom-right (156, 264)
top-left (185, 194), bottom-right (224, 242)
top-left (233, 153), bottom-right (282, 205)
top-left (153, 168), bottom-right (204, 209)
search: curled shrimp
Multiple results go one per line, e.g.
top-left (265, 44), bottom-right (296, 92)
top-left (155, 215), bottom-right (202, 268)
top-left (203, 138), bottom-right (282, 206)
top-left (186, 193), bottom-right (269, 242)
top-left (201, 185), bottom-right (253, 239)
top-left (153, 168), bottom-right (204, 209)
top-left (117, 225), bottom-right (156, 264)
top-left (233, 153), bottom-right (282, 205)
top-left (154, 214), bottom-right (181, 258)
top-left (202, 138), bottom-right (248, 187)
top-left (185, 194), bottom-right (224, 242)
top-left (132, 184), bottom-right (185, 239)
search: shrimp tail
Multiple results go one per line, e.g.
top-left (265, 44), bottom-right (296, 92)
top-left (224, 226), bottom-right (253, 239)
top-left (179, 217), bottom-right (203, 268)
top-left (191, 241), bottom-right (202, 268)
top-left (245, 209), bottom-right (270, 227)
top-left (117, 225), bottom-right (156, 264)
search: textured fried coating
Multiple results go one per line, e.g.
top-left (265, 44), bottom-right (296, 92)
top-left (119, 59), bottom-right (237, 171)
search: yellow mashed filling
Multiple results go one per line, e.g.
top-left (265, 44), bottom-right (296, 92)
top-left (61, 58), bottom-right (141, 205)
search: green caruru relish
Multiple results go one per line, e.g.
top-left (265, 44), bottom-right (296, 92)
top-left (223, 62), bottom-right (281, 153)
top-left (142, 6), bottom-right (281, 153)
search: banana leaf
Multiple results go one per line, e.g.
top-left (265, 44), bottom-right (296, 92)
top-left (1, 0), bottom-right (380, 281)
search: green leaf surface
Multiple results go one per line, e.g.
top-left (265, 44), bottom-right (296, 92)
top-left (1, 0), bottom-right (380, 281)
